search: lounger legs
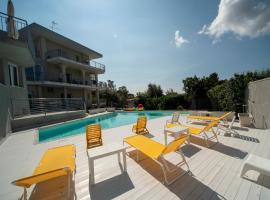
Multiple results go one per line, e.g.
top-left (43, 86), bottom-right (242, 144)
top-left (159, 153), bottom-right (190, 185)
top-left (23, 187), bottom-right (27, 200)
top-left (203, 129), bottom-right (218, 148)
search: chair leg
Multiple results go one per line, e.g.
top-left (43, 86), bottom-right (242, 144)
top-left (23, 187), bottom-right (27, 200)
top-left (158, 158), bottom-right (188, 185)
top-left (211, 128), bottom-right (219, 143)
top-left (203, 133), bottom-right (209, 147)
top-left (179, 149), bottom-right (190, 171)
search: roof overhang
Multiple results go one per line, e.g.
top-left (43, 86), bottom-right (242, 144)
top-left (21, 23), bottom-right (102, 59)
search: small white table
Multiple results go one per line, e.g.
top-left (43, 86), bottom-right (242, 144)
top-left (164, 126), bottom-right (189, 145)
top-left (87, 143), bottom-right (127, 185)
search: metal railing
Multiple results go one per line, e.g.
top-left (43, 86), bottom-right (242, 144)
top-left (0, 12), bottom-right (36, 58)
top-left (26, 71), bottom-right (101, 88)
top-left (90, 60), bottom-right (105, 72)
top-left (46, 49), bottom-right (105, 72)
top-left (0, 12), bottom-right (27, 40)
top-left (10, 98), bottom-right (85, 118)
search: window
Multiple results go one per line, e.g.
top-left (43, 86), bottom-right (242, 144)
top-left (25, 67), bottom-right (34, 81)
top-left (35, 65), bottom-right (42, 81)
top-left (8, 63), bottom-right (19, 86)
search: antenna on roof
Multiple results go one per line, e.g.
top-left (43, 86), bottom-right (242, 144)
top-left (50, 20), bottom-right (58, 31)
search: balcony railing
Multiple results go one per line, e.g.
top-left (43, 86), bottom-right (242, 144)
top-left (26, 70), bottom-right (102, 88)
top-left (46, 49), bottom-right (105, 72)
top-left (0, 12), bottom-right (36, 58)
top-left (90, 60), bottom-right (105, 72)
top-left (0, 12), bottom-right (28, 41)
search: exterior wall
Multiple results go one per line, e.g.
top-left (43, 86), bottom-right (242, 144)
top-left (0, 84), bottom-right (12, 143)
top-left (67, 88), bottom-right (84, 98)
top-left (248, 78), bottom-right (270, 129)
top-left (45, 64), bottom-right (62, 82)
top-left (9, 87), bottom-right (30, 117)
top-left (0, 58), bottom-right (30, 118)
top-left (66, 68), bottom-right (83, 83)
top-left (1, 58), bottom-right (25, 87)
top-left (0, 58), bottom-right (4, 84)
top-left (41, 87), bottom-right (64, 98)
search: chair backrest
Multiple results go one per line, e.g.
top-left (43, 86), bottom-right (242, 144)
top-left (218, 112), bottom-right (232, 120)
top-left (162, 135), bottom-right (186, 155)
top-left (136, 116), bottom-right (147, 132)
top-left (203, 120), bottom-right (219, 132)
top-left (171, 112), bottom-right (180, 123)
top-left (86, 124), bottom-right (101, 142)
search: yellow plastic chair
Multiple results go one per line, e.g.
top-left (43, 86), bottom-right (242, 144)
top-left (12, 145), bottom-right (76, 200)
top-left (86, 124), bottom-right (103, 149)
top-left (167, 120), bottom-right (219, 147)
top-left (124, 135), bottom-right (190, 185)
top-left (132, 116), bottom-right (149, 135)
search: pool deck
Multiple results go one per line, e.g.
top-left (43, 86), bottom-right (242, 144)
top-left (0, 115), bottom-right (270, 199)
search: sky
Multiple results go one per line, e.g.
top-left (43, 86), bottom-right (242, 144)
top-left (1, 0), bottom-right (270, 94)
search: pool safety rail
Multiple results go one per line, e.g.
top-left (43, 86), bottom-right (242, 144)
top-left (10, 98), bottom-right (85, 119)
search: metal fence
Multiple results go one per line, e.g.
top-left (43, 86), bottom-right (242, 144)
top-left (10, 98), bottom-right (85, 118)
top-left (0, 11), bottom-right (27, 40)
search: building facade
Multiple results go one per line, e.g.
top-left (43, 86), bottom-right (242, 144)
top-left (21, 23), bottom-right (106, 109)
top-left (0, 11), bottom-right (34, 141)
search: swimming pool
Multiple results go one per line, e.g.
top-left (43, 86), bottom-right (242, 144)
top-left (38, 111), bottom-right (172, 142)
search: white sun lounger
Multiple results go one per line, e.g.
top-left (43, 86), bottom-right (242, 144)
top-left (240, 154), bottom-right (270, 178)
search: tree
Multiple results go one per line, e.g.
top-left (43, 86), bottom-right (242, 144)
top-left (146, 83), bottom-right (163, 98)
top-left (165, 89), bottom-right (178, 96)
top-left (117, 86), bottom-right (129, 108)
top-left (183, 73), bottom-right (219, 109)
top-left (207, 81), bottom-right (234, 111)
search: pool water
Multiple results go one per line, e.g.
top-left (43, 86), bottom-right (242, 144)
top-left (38, 111), bottom-right (172, 142)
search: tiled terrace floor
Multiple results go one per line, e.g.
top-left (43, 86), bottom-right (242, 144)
top-left (0, 115), bottom-right (269, 200)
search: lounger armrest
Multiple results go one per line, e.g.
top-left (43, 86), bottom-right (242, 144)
top-left (11, 167), bottom-right (72, 188)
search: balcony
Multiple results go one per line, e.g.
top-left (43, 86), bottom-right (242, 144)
top-left (25, 70), bottom-right (103, 90)
top-left (46, 49), bottom-right (105, 74)
top-left (0, 12), bottom-right (28, 41)
top-left (0, 12), bottom-right (35, 66)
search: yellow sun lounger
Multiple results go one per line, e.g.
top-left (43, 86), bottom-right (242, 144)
top-left (12, 144), bottom-right (76, 200)
top-left (167, 120), bottom-right (219, 147)
top-left (124, 135), bottom-right (190, 185)
top-left (86, 124), bottom-right (103, 149)
top-left (132, 116), bottom-right (149, 135)
top-left (187, 111), bottom-right (232, 122)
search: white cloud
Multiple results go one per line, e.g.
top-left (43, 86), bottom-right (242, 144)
top-left (175, 30), bottom-right (189, 47)
top-left (113, 33), bottom-right (118, 39)
top-left (199, 0), bottom-right (270, 39)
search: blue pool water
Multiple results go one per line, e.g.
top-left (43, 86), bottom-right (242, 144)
top-left (39, 111), bottom-right (172, 142)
